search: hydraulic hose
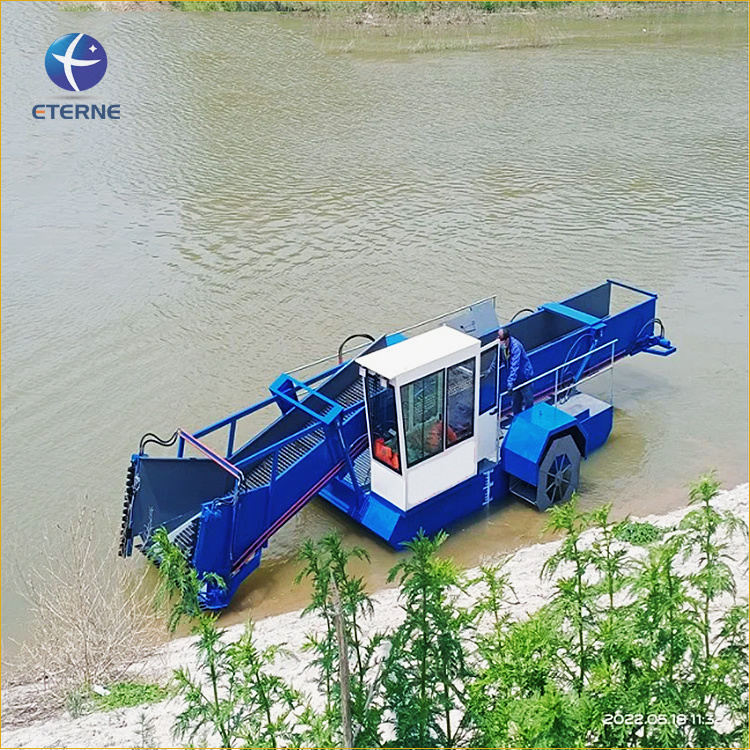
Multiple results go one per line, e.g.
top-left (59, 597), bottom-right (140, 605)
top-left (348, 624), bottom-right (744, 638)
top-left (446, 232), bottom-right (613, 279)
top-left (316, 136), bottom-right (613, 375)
top-left (338, 334), bottom-right (375, 364)
top-left (509, 308), bottom-right (535, 322)
top-left (139, 430), bottom-right (179, 455)
top-left (632, 318), bottom-right (666, 354)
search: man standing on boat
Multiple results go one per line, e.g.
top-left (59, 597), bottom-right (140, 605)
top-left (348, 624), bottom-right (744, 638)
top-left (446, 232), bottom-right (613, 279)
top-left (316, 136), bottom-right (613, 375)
top-left (499, 328), bottom-right (534, 415)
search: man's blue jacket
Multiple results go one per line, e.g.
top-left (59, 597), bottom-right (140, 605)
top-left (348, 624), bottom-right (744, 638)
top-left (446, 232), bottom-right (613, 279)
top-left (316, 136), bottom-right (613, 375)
top-left (504, 336), bottom-right (534, 390)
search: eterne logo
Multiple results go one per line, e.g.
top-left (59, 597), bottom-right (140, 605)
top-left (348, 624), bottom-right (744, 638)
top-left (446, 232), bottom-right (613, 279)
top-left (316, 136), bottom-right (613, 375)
top-left (45, 33), bottom-right (107, 92)
top-left (32, 104), bottom-right (120, 120)
top-left (35, 33), bottom-right (121, 122)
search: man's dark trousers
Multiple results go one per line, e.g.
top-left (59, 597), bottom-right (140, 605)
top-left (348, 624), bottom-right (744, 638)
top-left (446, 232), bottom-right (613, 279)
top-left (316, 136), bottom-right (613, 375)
top-left (512, 383), bottom-right (534, 415)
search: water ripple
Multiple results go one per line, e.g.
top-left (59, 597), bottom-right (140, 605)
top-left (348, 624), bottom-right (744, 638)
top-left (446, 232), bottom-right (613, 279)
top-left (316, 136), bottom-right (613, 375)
top-left (2, 4), bottom-right (747, 645)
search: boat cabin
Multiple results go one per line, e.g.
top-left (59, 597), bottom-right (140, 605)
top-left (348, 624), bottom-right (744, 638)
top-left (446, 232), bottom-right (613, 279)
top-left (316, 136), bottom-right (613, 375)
top-left (357, 326), bottom-right (482, 511)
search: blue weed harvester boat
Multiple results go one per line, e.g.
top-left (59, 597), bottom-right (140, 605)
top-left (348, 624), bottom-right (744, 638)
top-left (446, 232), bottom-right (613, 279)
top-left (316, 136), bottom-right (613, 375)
top-left (119, 280), bottom-right (675, 608)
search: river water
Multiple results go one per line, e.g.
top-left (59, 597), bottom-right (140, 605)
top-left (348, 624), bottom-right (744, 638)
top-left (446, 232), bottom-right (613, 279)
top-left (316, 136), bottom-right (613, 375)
top-left (2, 3), bottom-right (747, 645)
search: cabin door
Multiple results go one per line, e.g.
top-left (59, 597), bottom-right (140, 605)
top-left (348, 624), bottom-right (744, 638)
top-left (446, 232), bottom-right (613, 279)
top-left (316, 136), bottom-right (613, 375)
top-left (477, 343), bottom-right (500, 462)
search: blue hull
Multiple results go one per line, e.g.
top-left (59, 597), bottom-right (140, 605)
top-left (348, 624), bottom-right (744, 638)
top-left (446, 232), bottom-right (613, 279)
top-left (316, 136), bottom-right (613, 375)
top-left (119, 280), bottom-right (674, 609)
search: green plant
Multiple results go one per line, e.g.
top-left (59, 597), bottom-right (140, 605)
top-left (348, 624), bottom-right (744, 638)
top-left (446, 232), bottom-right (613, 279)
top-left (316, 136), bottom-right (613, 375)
top-left (172, 617), bottom-right (235, 749)
top-left (468, 560), bottom-right (517, 672)
top-left (588, 504), bottom-right (639, 691)
top-left (148, 527), bottom-right (225, 633)
top-left (614, 519), bottom-right (666, 546)
top-left (676, 472), bottom-right (749, 747)
top-left (64, 686), bottom-right (91, 718)
top-left (92, 681), bottom-right (171, 712)
top-left (147, 476), bottom-right (749, 749)
top-left (295, 532), bottom-right (383, 748)
top-left (542, 495), bottom-right (597, 695)
top-left (466, 598), bottom-right (573, 748)
top-left (169, 1), bottom-right (306, 10)
top-left (173, 618), bottom-right (303, 749)
top-left (679, 473), bottom-right (747, 657)
top-left (132, 710), bottom-right (159, 750)
top-left (467, 499), bottom-right (596, 748)
top-left (468, 478), bottom-right (750, 749)
top-left (148, 530), bottom-right (306, 749)
top-left (62, 680), bottom-right (169, 719)
top-left (625, 538), bottom-right (698, 747)
top-left (470, 560), bottom-right (516, 633)
top-left (384, 530), bottom-right (473, 748)
top-left (713, 600), bottom-right (750, 745)
top-left (228, 623), bottom-right (304, 748)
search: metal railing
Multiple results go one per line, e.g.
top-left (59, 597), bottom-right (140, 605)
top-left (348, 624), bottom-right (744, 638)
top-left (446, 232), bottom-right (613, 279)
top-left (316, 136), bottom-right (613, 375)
top-left (182, 361), bottom-right (345, 458)
top-left (233, 419), bottom-right (327, 474)
top-left (393, 296), bottom-right (497, 336)
top-left (269, 373), bottom-right (344, 425)
top-left (287, 296), bottom-right (498, 377)
top-left (193, 296), bottom-right (499, 459)
top-left (177, 429), bottom-right (244, 482)
top-left (177, 381), bottom-right (367, 495)
top-left (499, 339), bottom-right (618, 412)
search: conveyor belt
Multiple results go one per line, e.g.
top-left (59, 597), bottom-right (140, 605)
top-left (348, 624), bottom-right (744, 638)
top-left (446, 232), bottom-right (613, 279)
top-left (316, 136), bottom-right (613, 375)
top-left (241, 379), bottom-right (363, 490)
top-left (172, 378), bottom-right (365, 559)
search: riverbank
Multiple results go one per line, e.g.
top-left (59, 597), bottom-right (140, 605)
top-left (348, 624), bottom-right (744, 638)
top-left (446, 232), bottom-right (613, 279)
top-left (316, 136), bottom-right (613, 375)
top-left (294, 1), bottom-right (748, 56)
top-left (65, 1), bottom-right (748, 56)
top-left (3, 483), bottom-right (747, 749)
top-left (71, 1), bottom-right (745, 17)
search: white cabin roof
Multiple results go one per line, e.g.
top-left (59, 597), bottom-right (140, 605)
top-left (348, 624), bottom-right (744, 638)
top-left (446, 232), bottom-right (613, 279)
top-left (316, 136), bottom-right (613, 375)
top-left (356, 326), bottom-right (479, 382)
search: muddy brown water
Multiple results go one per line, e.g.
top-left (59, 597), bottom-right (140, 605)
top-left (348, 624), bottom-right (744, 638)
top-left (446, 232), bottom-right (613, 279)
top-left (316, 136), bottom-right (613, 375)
top-left (2, 4), bottom-right (747, 646)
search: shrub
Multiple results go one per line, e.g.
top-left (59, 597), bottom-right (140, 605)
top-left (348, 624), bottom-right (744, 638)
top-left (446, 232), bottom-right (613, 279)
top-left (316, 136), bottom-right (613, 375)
top-left (614, 519), bottom-right (666, 546)
top-left (384, 530), bottom-right (474, 748)
top-left (466, 474), bottom-right (749, 749)
top-left (148, 474), bottom-right (749, 749)
top-left (92, 681), bottom-right (171, 711)
top-left (3, 508), bottom-right (164, 716)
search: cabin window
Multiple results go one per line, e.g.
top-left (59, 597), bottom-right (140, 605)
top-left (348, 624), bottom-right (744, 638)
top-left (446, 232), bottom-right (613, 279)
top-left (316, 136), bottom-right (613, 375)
top-left (479, 345), bottom-right (498, 414)
top-left (446, 358), bottom-right (475, 446)
top-left (364, 373), bottom-right (401, 473)
top-left (400, 370), bottom-right (445, 468)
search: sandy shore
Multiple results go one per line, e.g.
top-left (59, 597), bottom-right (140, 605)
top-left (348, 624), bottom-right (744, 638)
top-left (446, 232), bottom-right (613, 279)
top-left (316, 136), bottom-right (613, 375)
top-left (2, 483), bottom-right (747, 749)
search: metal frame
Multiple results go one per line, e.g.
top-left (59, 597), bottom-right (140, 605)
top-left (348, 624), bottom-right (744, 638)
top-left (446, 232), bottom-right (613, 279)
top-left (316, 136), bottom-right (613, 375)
top-left (173, 360), bottom-right (346, 460)
top-left (607, 279), bottom-right (657, 298)
top-left (499, 339), bottom-right (618, 409)
top-left (177, 429), bottom-right (243, 482)
top-left (393, 296), bottom-right (497, 337)
top-left (364, 377), bottom-right (403, 475)
top-left (269, 374), bottom-right (344, 425)
top-left (287, 296), bottom-right (497, 377)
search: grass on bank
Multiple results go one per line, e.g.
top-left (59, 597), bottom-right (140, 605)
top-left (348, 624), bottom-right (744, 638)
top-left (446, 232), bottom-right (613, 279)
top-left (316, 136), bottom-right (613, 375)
top-left (66, 681), bottom-right (173, 718)
top-left (65, 2), bottom-right (748, 55)
top-left (4, 472), bottom-right (747, 749)
top-left (165, 1), bottom-right (741, 16)
top-left (165, 1), bottom-right (748, 56)
top-left (168, 1), bottom-right (579, 11)
top-left (150, 471), bottom-right (749, 749)
top-left (613, 518), bottom-right (668, 546)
